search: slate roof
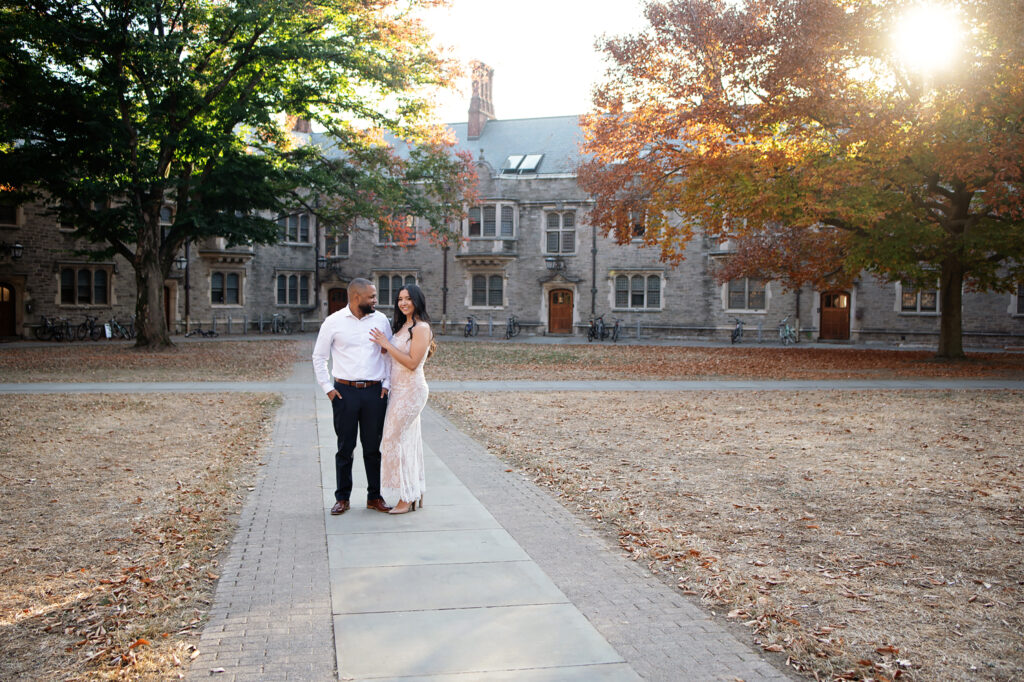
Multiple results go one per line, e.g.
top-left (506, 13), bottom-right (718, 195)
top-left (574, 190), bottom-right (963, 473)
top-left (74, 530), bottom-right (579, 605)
top-left (447, 115), bottom-right (584, 175)
top-left (308, 114), bottom-right (585, 176)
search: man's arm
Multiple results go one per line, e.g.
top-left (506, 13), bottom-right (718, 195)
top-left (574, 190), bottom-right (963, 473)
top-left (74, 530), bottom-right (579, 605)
top-left (311, 320), bottom-right (335, 395)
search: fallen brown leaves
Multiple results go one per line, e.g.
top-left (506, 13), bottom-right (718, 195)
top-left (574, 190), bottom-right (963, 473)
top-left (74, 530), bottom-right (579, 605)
top-left (0, 393), bottom-right (279, 680)
top-left (433, 390), bottom-right (1024, 682)
top-left (0, 340), bottom-right (307, 383)
top-left (428, 343), bottom-right (1024, 381)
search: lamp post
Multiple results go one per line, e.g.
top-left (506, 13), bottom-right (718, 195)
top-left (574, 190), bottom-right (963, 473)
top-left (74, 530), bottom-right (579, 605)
top-left (544, 255), bottom-right (565, 271)
top-left (0, 241), bottom-right (23, 260)
top-left (174, 242), bottom-right (190, 333)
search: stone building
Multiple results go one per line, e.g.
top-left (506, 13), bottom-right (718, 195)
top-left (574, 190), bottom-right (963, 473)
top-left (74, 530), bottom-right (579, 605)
top-left (2, 62), bottom-right (1023, 347)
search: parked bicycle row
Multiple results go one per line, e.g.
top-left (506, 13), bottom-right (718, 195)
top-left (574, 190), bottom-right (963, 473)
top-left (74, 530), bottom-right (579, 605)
top-left (731, 316), bottom-right (799, 345)
top-left (463, 314), bottom-right (522, 339)
top-left (33, 314), bottom-right (136, 341)
top-left (586, 315), bottom-right (622, 342)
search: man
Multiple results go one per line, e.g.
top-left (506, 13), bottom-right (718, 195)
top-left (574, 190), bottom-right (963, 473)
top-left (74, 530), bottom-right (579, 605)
top-left (312, 278), bottom-right (393, 514)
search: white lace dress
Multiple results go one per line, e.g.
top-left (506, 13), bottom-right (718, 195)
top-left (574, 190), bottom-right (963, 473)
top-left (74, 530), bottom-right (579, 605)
top-left (380, 324), bottom-right (430, 503)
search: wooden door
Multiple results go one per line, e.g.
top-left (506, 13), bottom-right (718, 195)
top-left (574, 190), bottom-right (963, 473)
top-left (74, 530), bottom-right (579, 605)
top-left (548, 289), bottom-right (573, 334)
top-left (820, 291), bottom-right (850, 340)
top-left (0, 283), bottom-right (14, 336)
top-left (328, 287), bottom-right (347, 315)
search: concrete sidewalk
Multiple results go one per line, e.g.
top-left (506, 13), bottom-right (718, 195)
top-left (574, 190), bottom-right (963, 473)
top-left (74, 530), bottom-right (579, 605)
top-left (181, 363), bottom-right (794, 681)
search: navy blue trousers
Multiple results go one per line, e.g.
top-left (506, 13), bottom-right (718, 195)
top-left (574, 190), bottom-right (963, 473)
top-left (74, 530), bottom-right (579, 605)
top-left (331, 381), bottom-right (388, 502)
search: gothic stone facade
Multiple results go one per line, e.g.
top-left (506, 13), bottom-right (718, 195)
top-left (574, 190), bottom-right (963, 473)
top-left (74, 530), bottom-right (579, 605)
top-left (3, 115), bottom-right (1024, 347)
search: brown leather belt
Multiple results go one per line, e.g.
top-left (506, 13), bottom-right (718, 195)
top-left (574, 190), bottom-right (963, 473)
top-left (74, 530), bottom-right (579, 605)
top-left (334, 378), bottom-right (382, 388)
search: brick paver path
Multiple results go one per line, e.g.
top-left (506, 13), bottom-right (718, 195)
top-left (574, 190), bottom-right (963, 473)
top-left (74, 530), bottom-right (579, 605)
top-left (186, 386), bottom-right (336, 681)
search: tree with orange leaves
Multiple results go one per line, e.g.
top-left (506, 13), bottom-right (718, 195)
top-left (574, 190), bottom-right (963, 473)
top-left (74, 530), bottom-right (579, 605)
top-left (580, 0), bottom-right (1024, 358)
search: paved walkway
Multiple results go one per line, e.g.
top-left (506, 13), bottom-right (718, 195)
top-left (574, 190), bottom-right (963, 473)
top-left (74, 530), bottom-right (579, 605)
top-left (173, 364), bottom-right (798, 681)
top-left (6, 370), bottom-right (1021, 680)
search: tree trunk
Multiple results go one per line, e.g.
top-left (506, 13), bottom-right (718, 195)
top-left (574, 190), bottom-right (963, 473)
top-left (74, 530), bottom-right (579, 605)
top-left (133, 220), bottom-right (173, 348)
top-left (936, 256), bottom-right (965, 359)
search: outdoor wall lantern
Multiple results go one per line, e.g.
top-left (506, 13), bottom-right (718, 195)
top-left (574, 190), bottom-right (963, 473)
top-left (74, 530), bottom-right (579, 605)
top-left (174, 255), bottom-right (188, 271)
top-left (0, 241), bottom-right (24, 260)
top-left (544, 256), bottom-right (565, 271)
top-left (316, 255), bottom-right (327, 270)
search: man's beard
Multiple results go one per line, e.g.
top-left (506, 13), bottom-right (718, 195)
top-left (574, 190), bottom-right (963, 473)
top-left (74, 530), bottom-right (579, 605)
top-left (358, 302), bottom-right (375, 315)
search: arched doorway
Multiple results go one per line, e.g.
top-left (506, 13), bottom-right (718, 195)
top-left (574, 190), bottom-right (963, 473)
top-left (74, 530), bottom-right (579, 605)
top-left (328, 287), bottom-right (347, 315)
top-left (548, 289), bottom-right (573, 334)
top-left (0, 282), bottom-right (15, 336)
top-left (820, 291), bottom-right (851, 340)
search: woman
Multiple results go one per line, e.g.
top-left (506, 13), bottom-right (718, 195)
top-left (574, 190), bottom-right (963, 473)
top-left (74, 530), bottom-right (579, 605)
top-left (369, 284), bottom-right (434, 515)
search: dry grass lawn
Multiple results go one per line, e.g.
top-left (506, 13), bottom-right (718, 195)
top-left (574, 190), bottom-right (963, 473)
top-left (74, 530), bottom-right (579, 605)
top-left (427, 342), bottom-right (1024, 381)
top-left (0, 393), bottom-right (279, 680)
top-left (2, 338), bottom-right (1023, 681)
top-left (432, 390), bottom-right (1024, 682)
top-left (0, 339), bottom-right (305, 382)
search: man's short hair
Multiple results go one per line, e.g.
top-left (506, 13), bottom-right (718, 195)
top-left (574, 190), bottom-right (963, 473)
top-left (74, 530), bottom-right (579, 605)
top-left (348, 278), bottom-right (372, 295)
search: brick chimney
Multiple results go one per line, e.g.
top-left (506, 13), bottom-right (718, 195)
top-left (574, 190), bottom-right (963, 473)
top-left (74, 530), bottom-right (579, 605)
top-left (292, 117), bottom-right (312, 134)
top-left (467, 61), bottom-right (494, 140)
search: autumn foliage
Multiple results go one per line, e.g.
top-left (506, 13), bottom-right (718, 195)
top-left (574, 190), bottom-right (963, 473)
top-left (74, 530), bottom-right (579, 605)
top-left (579, 0), bottom-right (1024, 357)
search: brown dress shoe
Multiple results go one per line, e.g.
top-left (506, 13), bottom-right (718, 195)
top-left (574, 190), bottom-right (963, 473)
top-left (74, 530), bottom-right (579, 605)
top-left (366, 498), bottom-right (392, 513)
top-left (330, 500), bottom-right (350, 515)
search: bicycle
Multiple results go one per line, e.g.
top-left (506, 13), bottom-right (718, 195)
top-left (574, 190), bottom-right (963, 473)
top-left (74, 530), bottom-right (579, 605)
top-left (464, 315), bottom-right (479, 337)
top-left (33, 315), bottom-right (58, 341)
top-left (108, 316), bottom-right (134, 339)
top-left (270, 313), bottom-right (292, 334)
top-left (610, 318), bottom-right (622, 343)
top-left (54, 317), bottom-right (75, 342)
top-left (778, 316), bottom-right (798, 345)
top-left (184, 322), bottom-right (219, 338)
top-left (587, 315), bottom-right (609, 342)
top-left (76, 314), bottom-right (103, 341)
top-left (730, 317), bottom-right (744, 344)
top-left (504, 314), bottom-right (521, 340)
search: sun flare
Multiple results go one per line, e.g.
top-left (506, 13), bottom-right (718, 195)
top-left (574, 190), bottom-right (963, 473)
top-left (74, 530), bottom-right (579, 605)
top-left (891, 4), bottom-right (963, 75)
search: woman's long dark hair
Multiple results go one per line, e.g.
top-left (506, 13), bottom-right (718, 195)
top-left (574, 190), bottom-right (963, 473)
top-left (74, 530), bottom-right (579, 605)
top-left (391, 284), bottom-right (431, 341)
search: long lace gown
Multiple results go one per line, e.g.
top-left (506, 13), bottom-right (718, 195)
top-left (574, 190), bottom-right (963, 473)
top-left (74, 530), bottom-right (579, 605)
top-left (380, 324), bottom-right (430, 504)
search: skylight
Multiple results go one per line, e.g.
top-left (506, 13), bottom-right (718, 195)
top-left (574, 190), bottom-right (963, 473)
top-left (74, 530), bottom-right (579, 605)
top-left (501, 153), bottom-right (543, 174)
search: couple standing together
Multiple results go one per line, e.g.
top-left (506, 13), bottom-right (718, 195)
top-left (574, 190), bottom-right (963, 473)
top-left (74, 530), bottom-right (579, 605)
top-left (312, 278), bottom-right (433, 516)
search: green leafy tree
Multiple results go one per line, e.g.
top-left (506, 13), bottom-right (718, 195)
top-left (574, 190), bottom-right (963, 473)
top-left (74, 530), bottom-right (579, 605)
top-left (0, 0), bottom-right (473, 347)
top-left (580, 0), bottom-right (1024, 358)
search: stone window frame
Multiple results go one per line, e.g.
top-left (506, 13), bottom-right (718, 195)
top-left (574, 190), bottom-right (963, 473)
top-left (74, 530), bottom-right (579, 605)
top-left (544, 210), bottom-right (576, 255)
top-left (895, 281), bottom-right (939, 315)
top-left (468, 271), bottom-right (505, 309)
top-left (276, 272), bottom-right (312, 307)
top-left (466, 202), bottom-right (516, 239)
top-left (58, 264), bottom-right (114, 307)
top-left (612, 272), bottom-right (663, 311)
top-left (210, 270), bottom-right (244, 306)
top-left (723, 278), bottom-right (768, 312)
top-left (376, 272), bottom-right (417, 309)
top-left (378, 215), bottom-right (417, 246)
top-left (277, 212), bottom-right (312, 244)
top-left (324, 230), bottom-right (350, 258)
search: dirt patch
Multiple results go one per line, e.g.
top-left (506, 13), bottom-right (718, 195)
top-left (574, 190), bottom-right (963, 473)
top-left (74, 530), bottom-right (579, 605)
top-left (0, 393), bottom-right (280, 680)
top-left (0, 340), bottom-right (307, 382)
top-left (432, 390), bottom-right (1024, 682)
top-left (427, 343), bottom-right (1024, 381)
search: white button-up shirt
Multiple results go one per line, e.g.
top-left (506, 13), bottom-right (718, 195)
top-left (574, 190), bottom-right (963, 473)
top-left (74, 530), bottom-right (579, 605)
top-left (312, 306), bottom-right (394, 394)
